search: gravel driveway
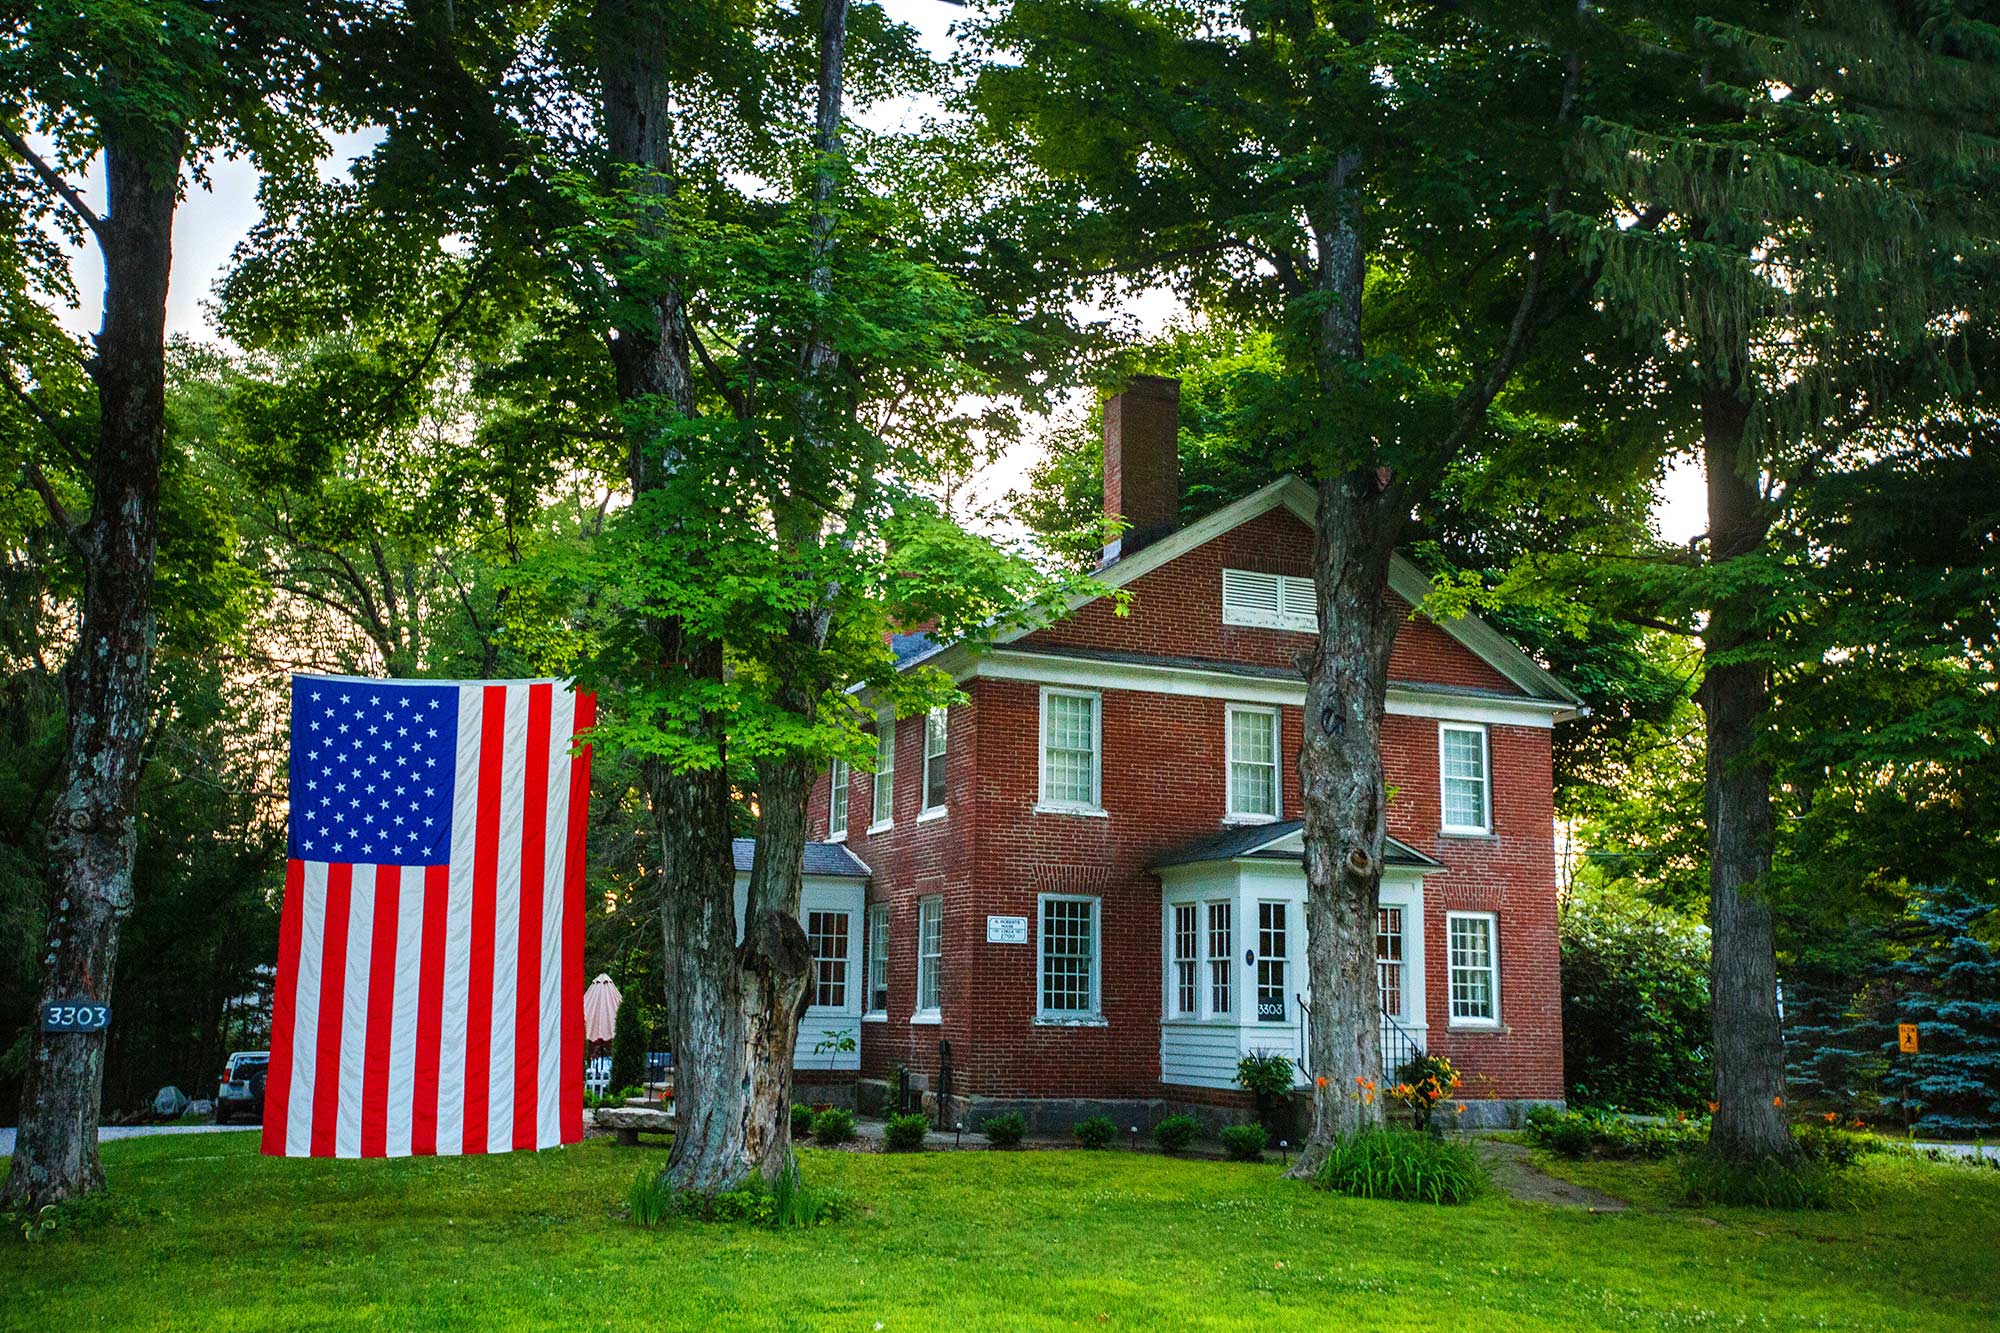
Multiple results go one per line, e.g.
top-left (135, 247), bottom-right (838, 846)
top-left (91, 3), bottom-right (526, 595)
top-left (0, 1123), bottom-right (259, 1157)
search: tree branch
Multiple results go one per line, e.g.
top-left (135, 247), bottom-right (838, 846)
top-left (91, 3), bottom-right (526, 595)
top-left (0, 125), bottom-right (104, 239)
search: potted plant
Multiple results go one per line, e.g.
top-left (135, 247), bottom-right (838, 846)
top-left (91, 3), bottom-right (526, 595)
top-left (1236, 1051), bottom-right (1295, 1136)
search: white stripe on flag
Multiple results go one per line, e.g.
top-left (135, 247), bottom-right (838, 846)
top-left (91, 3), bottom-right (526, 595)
top-left (336, 865), bottom-right (376, 1158)
top-left (487, 682), bottom-right (530, 1149)
top-left (385, 869), bottom-right (424, 1158)
top-left (436, 683), bottom-right (484, 1155)
top-left (285, 862), bottom-right (328, 1158)
top-left (537, 687), bottom-right (576, 1147)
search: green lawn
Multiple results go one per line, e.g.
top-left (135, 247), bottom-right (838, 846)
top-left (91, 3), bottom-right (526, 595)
top-left (4, 1134), bottom-right (1998, 1330)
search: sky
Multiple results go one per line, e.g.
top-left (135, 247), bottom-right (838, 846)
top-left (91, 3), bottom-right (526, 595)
top-left (43, 0), bottom-right (1705, 544)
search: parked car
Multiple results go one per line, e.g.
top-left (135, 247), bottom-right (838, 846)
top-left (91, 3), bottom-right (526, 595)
top-left (215, 1051), bottom-right (269, 1124)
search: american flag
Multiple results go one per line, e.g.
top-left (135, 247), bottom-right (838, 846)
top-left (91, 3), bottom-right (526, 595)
top-left (263, 675), bottom-right (595, 1158)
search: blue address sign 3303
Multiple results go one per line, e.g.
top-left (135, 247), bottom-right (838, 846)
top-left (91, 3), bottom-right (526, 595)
top-left (40, 1001), bottom-right (110, 1033)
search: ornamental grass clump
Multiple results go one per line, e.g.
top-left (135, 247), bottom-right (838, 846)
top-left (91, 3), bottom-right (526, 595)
top-left (1313, 1129), bottom-right (1485, 1205)
top-left (1674, 1152), bottom-right (1855, 1210)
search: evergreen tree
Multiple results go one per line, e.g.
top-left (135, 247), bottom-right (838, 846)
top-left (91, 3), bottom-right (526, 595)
top-left (1880, 885), bottom-right (2000, 1136)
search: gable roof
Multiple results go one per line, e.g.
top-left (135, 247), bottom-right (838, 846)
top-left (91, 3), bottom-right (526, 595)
top-left (1149, 819), bottom-right (1444, 872)
top-left (730, 839), bottom-right (872, 879)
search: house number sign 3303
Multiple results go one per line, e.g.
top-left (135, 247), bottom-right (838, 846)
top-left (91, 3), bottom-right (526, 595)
top-left (40, 1001), bottom-right (110, 1033)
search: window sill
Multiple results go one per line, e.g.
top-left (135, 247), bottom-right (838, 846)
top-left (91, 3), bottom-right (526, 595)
top-left (867, 820), bottom-right (893, 836)
top-left (916, 807), bottom-right (948, 824)
top-left (1439, 827), bottom-right (1495, 839)
top-left (1034, 803), bottom-right (1108, 818)
top-left (1033, 1013), bottom-right (1108, 1028)
top-left (827, 830), bottom-right (847, 844)
top-left (1447, 1019), bottom-right (1503, 1032)
top-left (909, 1011), bottom-right (942, 1026)
top-left (1161, 1016), bottom-right (1237, 1027)
top-left (861, 1012), bottom-right (887, 1024)
top-left (1222, 813), bottom-right (1278, 827)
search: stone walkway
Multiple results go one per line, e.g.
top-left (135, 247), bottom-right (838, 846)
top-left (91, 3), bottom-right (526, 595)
top-left (1475, 1139), bottom-right (1629, 1211)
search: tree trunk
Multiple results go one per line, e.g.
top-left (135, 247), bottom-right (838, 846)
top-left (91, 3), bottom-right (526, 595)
top-left (1290, 475), bottom-right (1403, 1177)
top-left (3, 127), bottom-right (183, 1210)
top-left (740, 756), bottom-right (818, 1174)
top-left (1699, 388), bottom-right (1797, 1163)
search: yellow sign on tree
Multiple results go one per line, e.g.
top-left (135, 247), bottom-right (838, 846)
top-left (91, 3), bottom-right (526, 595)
top-left (1898, 1023), bottom-right (1920, 1054)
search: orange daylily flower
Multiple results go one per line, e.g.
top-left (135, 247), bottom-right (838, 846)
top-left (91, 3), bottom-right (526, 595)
top-left (1824, 1111), bottom-right (1839, 1124)
top-left (1772, 1096), bottom-right (1785, 1108)
top-left (1316, 1075), bottom-right (1328, 1089)
top-left (1455, 1103), bottom-right (1467, 1113)
top-left (1706, 1101), bottom-right (1720, 1114)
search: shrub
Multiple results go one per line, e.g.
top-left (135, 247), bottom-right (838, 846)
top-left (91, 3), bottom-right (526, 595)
top-left (627, 1168), bottom-right (674, 1228)
top-left (1561, 893), bottom-right (1710, 1112)
top-left (1219, 1124), bottom-right (1268, 1161)
top-left (1791, 1121), bottom-right (1872, 1169)
top-left (1314, 1130), bottom-right (1485, 1205)
top-left (1073, 1115), bottom-right (1117, 1149)
top-left (1674, 1152), bottom-right (1854, 1210)
top-left (811, 1107), bottom-right (856, 1145)
top-left (1387, 1054), bottom-right (1464, 1133)
top-left (884, 1112), bottom-right (930, 1152)
top-left (982, 1112), bottom-right (1027, 1148)
top-left (1524, 1106), bottom-right (1706, 1160)
top-left (1153, 1114), bottom-right (1199, 1153)
top-left (790, 1104), bottom-right (814, 1138)
top-left (1235, 1051), bottom-right (1295, 1101)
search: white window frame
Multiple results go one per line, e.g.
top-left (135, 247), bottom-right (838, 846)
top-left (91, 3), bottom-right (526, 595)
top-left (1221, 568), bottom-right (1317, 633)
top-left (805, 909), bottom-right (851, 1010)
top-left (1255, 900), bottom-right (1289, 1024)
top-left (1036, 892), bottom-right (1103, 1022)
top-left (1438, 722), bottom-right (1492, 835)
top-left (1206, 900), bottom-right (1233, 1017)
top-left (1224, 703), bottom-right (1281, 823)
top-left (1377, 906), bottom-right (1405, 1021)
top-left (920, 706), bottom-right (948, 819)
top-left (863, 903), bottom-right (889, 1020)
top-left (870, 712), bottom-right (895, 833)
top-left (1036, 687), bottom-right (1104, 815)
top-left (913, 895), bottom-right (943, 1022)
top-left (1446, 910), bottom-right (1501, 1029)
top-left (828, 757), bottom-right (849, 843)
top-left (1167, 901), bottom-right (1200, 1019)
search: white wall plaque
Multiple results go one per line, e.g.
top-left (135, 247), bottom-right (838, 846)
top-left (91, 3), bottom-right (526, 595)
top-left (985, 915), bottom-right (1029, 944)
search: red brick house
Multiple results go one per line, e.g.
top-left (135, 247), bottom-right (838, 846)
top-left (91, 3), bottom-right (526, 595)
top-left (787, 377), bottom-right (1581, 1130)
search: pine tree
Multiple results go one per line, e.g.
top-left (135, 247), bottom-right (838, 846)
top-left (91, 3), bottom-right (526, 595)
top-left (1880, 886), bottom-right (2000, 1136)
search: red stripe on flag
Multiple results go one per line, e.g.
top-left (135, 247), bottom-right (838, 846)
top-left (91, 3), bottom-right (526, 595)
top-left (462, 685), bottom-right (507, 1155)
top-left (513, 683), bottom-right (553, 1151)
top-left (412, 863), bottom-right (448, 1155)
top-left (361, 865), bottom-right (400, 1158)
top-left (310, 863), bottom-right (355, 1159)
top-left (561, 691), bottom-right (596, 1143)
top-left (262, 859), bottom-right (307, 1156)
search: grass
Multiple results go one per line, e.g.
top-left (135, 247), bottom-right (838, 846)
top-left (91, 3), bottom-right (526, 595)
top-left (4, 1133), bottom-right (1999, 1330)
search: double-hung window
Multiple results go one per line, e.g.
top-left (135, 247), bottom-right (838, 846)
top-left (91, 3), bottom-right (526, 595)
top-left (1377, 907), bottom-right (1405, 1019)
top-left (921, 707), bottom-right (948, 816)
top-left (1439, 723), bottom-right (1491, 834)
top-left (864, 903), bottom-right (889, 1016)
top-left (1447, 911), bottom-right (1500, 1026)
top-left (1226, 704), bottom-right (1280, 821)
top-left (807, 910), bottom-right (850, 1008)
top-left (1169, 903), bottom-right (1199, 1018)
top-left (1039, 688), bottom-right (1101, 812)
top-left (1255, 902), bottom-right (1288, 1022)
top-left (1207, 902), bottom-right (1234, 1016)
top-left (829, 758), bottom-right (849, 841)
top-left (914, 896), bottom-right (943, 1017)
top-left (871, 713), bottom-right (895, 831)
top-left (1038, 894), bottom-right (1101, 1019)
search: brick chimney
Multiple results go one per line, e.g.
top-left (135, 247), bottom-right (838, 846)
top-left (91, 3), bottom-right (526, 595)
top-left (1102, 374), bottom-right (1181, 563)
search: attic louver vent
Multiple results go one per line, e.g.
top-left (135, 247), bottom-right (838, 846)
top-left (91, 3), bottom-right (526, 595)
top-left (1222, 569), bottom-right (1317, 633)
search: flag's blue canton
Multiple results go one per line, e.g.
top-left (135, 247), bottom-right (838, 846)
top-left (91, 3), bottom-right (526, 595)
top-left (288, 679), bottom-right (461, 866)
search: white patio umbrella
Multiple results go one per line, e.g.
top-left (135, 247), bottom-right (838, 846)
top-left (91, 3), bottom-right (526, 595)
top-left (583, 973), bottom-right (621, 1044)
